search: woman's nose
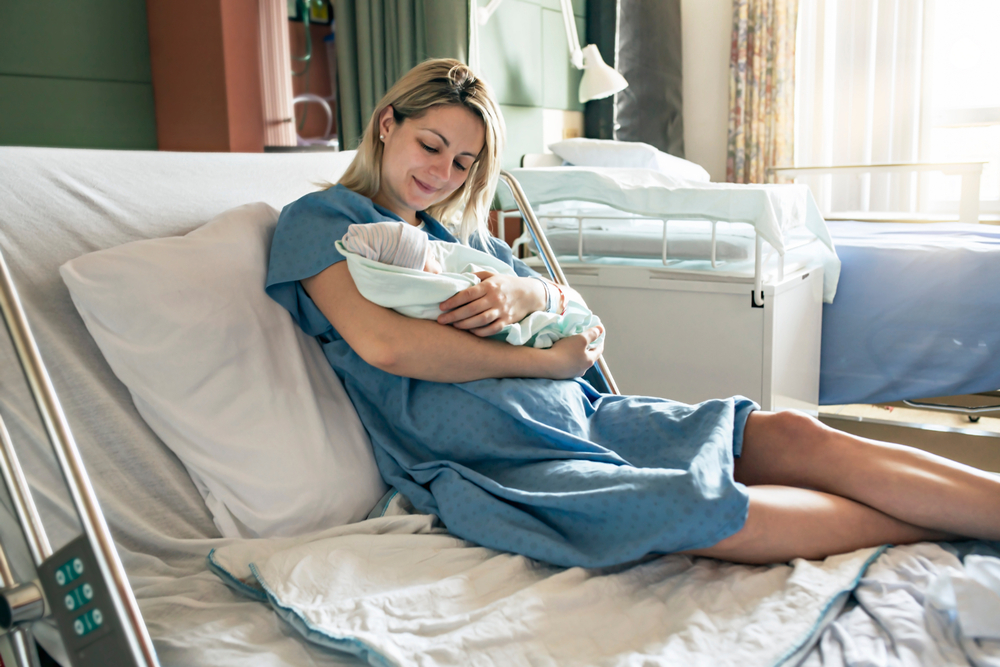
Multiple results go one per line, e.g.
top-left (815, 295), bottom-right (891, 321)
top-left (429, 155), bottom-right (451, 182)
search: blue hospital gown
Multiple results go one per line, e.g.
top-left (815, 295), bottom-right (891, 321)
top-left (266, 184), bottom-right (755, 568)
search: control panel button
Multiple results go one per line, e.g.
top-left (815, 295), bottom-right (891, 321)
top-left (55, 557), bottom-right (84, 586)
top-left (73, 608), bottom-right (103, 637)
top-left (63, 583), bottom-right (93, 612)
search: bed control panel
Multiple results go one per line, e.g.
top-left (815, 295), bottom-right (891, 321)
top-left (37, 534), bottom-right (139, 667)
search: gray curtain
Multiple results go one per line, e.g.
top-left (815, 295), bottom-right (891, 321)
top-left (616, 0), bottom-right (684, 157)
top-left (585, 0), bottom-right (685, 157)
top-left (333, 0), bottom-right (468, 150)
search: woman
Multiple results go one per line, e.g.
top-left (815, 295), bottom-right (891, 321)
top-left (266, 58), bottom-right (1000, 568)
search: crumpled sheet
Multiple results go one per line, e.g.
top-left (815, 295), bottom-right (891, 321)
top-left (209, 511), bottom-right (882, 667)
top-left (801, 542), bottom-right (1000, 667)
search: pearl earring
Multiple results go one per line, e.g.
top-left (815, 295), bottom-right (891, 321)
top-left (379, 134), bottom-right (385, 140)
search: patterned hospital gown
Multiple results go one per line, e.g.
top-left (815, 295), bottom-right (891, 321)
top-left (266, 184), bottom-right (755, 568)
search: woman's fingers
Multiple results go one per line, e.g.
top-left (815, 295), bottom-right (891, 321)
top-left (438, 283), bottom-right (484, 314)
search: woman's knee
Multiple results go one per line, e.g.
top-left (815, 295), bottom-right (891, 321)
top-left (744, 409), bottom-right (830, 459)
top-left (763, 409), bottom-right (825, 442)
top-left (737, 410), bottom-right (836, 486)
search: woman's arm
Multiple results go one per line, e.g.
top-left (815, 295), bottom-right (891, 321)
top-left (302, 262), bottom-right (603, 383)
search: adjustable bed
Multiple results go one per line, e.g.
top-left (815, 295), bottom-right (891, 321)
top-left (0, 146), bottom-right (997, 667)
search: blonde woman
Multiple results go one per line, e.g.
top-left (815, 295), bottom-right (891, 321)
top-left (266, 58), bottom-right (1000, 568)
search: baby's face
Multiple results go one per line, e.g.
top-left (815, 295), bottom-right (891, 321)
top-left (423, 256), bottom-right (443, 274)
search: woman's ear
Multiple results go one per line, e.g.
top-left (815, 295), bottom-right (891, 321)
top-left (378, 106), bottom-right (395, 140)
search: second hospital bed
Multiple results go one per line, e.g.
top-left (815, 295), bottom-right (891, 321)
top-left (501, 165), bottom-right (1000, 409)
top-left (0, 147), bottom-right (998, 667)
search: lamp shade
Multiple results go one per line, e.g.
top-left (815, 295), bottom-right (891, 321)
top-left (578, 44), bottom-right (628, 103)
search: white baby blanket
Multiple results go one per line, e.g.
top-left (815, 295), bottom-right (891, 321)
top-left (336, 240), bottom-right (603, 349)
top-left (209, 511), bottom-right (882, 667)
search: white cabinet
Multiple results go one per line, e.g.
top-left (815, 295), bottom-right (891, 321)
top-left (558, 263), bottom-right (824, 413)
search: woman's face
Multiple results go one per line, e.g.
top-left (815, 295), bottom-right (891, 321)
top-left (373, 104), bottom-right (486, 224)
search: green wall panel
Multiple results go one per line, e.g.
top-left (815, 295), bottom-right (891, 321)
top-left (0, 0), bottom-right (156, 149)
top-left (0, 75), bottom-right (157, 150)
top-left (499, 104), bottom-right (544, 170)
top-left (0, 0), bottom-right (153, 83)
top-left (479, 0), bottom-right (543, 107)
top-left (541, 9), bottom-right (584, 111)
top-left (477, 0), bottom-right (586, 112)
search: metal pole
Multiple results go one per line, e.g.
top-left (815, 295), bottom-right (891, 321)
top-left (0, 248), bottom-right (159, 667)
top-left (0, 416), bottom-right (51, 566)
top-left (498, 171), bottom-right (620, 395)
top-left (0, 486), bottom-right (41, 667)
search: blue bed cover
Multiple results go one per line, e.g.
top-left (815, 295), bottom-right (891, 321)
top-left (821, 221), bottom-right (1000, 405)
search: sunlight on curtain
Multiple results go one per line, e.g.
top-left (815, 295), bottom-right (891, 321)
top-left (726, 0), bottom-right (798, 184)
top-left (922, 0), bottom-right (1000, 214)
top-left (794, 0), bottom-right (924, 213)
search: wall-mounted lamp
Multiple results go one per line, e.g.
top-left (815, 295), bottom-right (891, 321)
top-left (473, 0), bottom-right (628, 104)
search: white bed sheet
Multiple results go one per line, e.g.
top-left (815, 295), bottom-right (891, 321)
top-left (500, 170), bottom-right (842, 301)
top-left (497, 167), bottom-right (836, 255)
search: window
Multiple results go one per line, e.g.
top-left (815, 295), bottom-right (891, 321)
top-left (794, 0), bottom-right (1000, 220)
top-left (921, 0), bottom-right (1000, 214)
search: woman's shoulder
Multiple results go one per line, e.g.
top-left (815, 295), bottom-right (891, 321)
top-left (280, 183), bottom-right (379, 226)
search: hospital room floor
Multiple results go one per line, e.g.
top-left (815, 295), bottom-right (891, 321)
top-left (820, 396), bottom-right (1000, 473)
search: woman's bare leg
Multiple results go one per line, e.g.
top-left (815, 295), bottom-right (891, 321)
top-left (734, 411), bottom-right (1000, 541)
top-left (684, 485), bottom-right (953, 565)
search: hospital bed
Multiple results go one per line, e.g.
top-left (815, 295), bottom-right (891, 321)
top-left (0, 146), bottom-right (997, 667)
top-left (503, 163), bottom-right (1000, 411)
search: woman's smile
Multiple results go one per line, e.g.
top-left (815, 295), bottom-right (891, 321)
top-left (413, 176), bottom-right (438, 195)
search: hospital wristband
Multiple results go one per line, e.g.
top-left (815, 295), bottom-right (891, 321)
top-left (532, 276), bottom-right (552, 313)
top-left (552, 282), bottom-right (567, 315)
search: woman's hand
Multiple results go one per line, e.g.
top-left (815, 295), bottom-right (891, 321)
top-left (540, 325), bottom-right (605, 379)
top-left (437, 271), bottom-right (545, 336)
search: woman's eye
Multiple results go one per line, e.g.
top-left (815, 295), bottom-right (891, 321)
top-left (421, 143), bottom-right (438, 154)
top-left (454, 161), bottom-right (468, 172)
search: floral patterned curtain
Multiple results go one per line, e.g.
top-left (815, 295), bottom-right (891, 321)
top-left (726, 0), bottom-right (798, 184)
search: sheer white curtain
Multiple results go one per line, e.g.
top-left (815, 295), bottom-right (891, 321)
top-left (794, 0), bottom-right (926, 214)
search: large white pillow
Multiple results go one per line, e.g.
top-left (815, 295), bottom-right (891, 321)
top-left (60, 202), bottom-right (387, 539)
top-left (549, 138), bottom-right (711, 182)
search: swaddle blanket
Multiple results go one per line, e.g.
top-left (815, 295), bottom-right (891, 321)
top-left (335, 238), bottom-right (603, 349)
top-left (208, 507), bottom-right (883, 667)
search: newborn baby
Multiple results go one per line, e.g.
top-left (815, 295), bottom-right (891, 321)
top-left (341, 221), bottom-right (444, 274)
top-left (338, 221), bottom-right (603, 349)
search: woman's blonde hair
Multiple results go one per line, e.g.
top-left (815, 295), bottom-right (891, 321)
top-left (338, 58), bottom-right (505, 247)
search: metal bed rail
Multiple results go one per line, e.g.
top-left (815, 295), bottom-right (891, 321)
top-left (498, 171), bottom-right (620, 395)
top-left (0, 247), bottom-right (159, 667)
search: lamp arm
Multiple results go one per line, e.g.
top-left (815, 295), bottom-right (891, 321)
top-left (478, 0), bottom-right (505, 24)
top-left (559, 0), bottom-right (584, 69)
